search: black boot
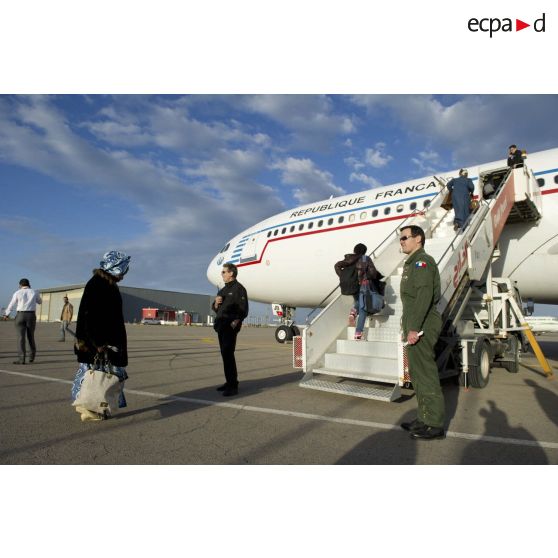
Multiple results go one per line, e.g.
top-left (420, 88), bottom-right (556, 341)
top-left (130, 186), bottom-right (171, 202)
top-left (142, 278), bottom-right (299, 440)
top-left (410, 425), bottom-right (445, 440)
top-left (401, 419), bottom-right (425, 432)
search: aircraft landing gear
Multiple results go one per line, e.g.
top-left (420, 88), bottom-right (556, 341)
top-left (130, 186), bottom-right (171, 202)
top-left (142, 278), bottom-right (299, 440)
top-left (272, 305), bottom-right (299, 343)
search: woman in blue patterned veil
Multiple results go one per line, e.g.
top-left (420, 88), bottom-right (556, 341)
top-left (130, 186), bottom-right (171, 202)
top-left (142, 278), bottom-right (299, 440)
top-left (71, 251), bottom-right (131, 422)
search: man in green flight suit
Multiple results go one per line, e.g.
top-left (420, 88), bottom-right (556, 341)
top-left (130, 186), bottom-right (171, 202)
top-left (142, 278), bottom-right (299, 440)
top-left (399, 225), bottom-right (445, 440)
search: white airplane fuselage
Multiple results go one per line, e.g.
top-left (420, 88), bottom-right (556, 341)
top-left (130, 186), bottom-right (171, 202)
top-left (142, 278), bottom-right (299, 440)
top-left (207, 148), bottom-right (558, 307)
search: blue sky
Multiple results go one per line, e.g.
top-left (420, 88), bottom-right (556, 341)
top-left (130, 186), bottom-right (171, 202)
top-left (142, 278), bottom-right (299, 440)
top-left (1, 94), bottom-right (558, 314)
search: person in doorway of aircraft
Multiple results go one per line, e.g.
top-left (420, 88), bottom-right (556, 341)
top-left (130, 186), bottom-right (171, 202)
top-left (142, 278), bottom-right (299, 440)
top-left (334, 243), bottom-right (381, 340)
top-left (446, 168), bottom-right (475, 232)
top-left (212, 263), bottom-right (249, 396)
top-left (507, 144), bottom-right (524, 169)
top-left (399, 225), bottom-right (445, 440)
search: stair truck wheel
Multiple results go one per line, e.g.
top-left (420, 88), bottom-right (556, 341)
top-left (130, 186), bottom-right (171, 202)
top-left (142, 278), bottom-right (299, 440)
top-left (290, 325), bottom-right (300, 337)
top-left (501, 335), bottom-right (520, 373)
top-left (275, 325), bottom-right (293, 343)
top-left (466, 337), bottom-right (492, 388)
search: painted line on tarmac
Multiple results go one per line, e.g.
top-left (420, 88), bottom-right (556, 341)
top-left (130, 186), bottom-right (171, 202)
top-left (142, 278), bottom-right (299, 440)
top-left (2, 367), bottom-right (558, 450)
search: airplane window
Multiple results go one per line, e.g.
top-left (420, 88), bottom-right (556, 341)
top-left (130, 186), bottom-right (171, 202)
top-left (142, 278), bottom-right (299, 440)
top-left (372, 209), bottom-right (378, 217)
top-left (360, 212), bottom-right (367, 220)
top-left (554, 175), bottom-right (558, 184)
top-left (423, 199), bottom-right (431, 208)
top-left (338, 216), bottom-right (344, 223)
top-left (308, 222), bottom-right (314, 229)
top-left (317, 220), bottom-right (323, 227)
top-left (220, 243), bottom-right (230, 253)
top-left (281, 227), bottom-right (286, 234)
top-left (299, 223), bottom-right (304, 231)
top-left (328, 218), bottom-right (334, 225)
top-left (267, 231), bottom-right (272, 238)
top-left (384, 207), bottom-right (391, 215)
top-left (349, 214), bottom-right (356, 222)
top-left (537, 178), bottom-right (545, 187)
top-left (396, 204), bottom-right (404, 213)
top-left (273, 229), bottom-right (278, 236)
top-left (290, 226), bottom-right (295, 233)
top-left (410, 202), bottom-right (417, 211)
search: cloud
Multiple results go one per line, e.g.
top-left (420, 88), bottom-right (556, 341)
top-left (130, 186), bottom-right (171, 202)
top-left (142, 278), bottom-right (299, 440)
top-left (411, 149), bottom-right (442, 174)
top-left (239, 95), bottom-right (356, 151)
top-left (271, 157), bottom-right (346, 204)
top-left (0, 96), bottom-right (287, 294)
top-left (350, 94), bottom-right (558, 167)
top-left (365, 142), bottom-right (392, 168)
top-left (344, 156), bottom-right (365, 171)
top-left (349, 172), bottom-right (382, 189)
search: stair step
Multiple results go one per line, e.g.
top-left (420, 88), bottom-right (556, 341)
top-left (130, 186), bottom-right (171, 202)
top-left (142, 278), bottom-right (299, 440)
top-left (313, 365), bottom-right (400, 384)
top-left (348, 327), bottom-right (401, 342)
top-left (299, 377), bottom-right (401, 402)
top-left (337, 339), bottom-right (398, 358)
top-left (324, 353), bottom-right (399, 375)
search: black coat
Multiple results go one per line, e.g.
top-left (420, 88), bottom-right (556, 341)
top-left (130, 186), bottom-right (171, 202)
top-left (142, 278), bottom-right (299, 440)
top-left (74, 273), bottom-right (128, 366)
top-left (212, 280), bottom-right (249, 332)
top-left (507, 150), bottom-right (523, 168)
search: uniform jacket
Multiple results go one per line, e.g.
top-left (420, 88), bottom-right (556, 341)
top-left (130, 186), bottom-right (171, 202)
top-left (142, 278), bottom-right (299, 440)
top-left (334, 253), bottom-right (381, 287)
top-left (74, 272), bottom-right (128, 366)
top-left (212, 279), bottom-right (249, 332)
top-left (507, 150), bottom-right (524, 168)
top-left (400, 247), bottom-right (441, 335)
top-left (60, 302), bottom-right (73, 321)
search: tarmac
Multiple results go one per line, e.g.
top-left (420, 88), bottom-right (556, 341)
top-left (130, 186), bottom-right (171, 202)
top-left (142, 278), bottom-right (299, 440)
top-left (1, 321), bottom-right (558, 464)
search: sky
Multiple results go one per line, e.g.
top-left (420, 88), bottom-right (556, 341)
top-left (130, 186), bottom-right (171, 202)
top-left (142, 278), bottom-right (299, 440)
top-left (1, 94), bottom-right (558, 315)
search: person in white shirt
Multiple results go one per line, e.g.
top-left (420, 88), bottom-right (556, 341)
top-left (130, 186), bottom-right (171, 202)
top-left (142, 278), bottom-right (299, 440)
top-left (3, 278), bottom-right (42, 364)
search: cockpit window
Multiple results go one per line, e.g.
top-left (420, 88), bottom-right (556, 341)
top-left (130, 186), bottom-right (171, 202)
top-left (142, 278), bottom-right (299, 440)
top-left (219, 243), bottom-right (230, 253)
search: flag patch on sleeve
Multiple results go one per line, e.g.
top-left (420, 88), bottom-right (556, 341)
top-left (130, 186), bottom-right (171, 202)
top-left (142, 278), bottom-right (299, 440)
top-left (416, 261), bottom-right (427, 268)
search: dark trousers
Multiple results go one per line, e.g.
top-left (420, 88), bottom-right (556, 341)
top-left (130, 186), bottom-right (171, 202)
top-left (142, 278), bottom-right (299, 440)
top-left (217, 326), bottom-right (239, 387)
top-left (15, 311), bottom-right (37, 361)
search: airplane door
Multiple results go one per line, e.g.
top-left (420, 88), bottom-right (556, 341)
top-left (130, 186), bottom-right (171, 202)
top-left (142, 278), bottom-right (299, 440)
top-left (239, 234), bottom-right (260, 263)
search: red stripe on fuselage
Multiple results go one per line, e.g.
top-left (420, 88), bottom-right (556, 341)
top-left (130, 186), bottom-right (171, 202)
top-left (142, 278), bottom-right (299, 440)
top-left (237, 212), bottom-right (416, 268)
top-left (237, 188), bottom-right (558, 268)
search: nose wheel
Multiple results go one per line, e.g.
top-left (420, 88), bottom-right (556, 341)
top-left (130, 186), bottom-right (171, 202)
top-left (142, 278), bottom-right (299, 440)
top-left (275, 325), bottom-right (300, 343)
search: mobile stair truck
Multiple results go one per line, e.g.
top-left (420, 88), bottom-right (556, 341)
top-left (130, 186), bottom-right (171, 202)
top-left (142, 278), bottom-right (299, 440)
top-left (293, 163), bottom-right (552, 402)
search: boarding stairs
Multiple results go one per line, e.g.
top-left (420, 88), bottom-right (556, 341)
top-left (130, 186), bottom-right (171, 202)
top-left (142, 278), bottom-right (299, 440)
top-left (295, 165), bottom-right (542, 402)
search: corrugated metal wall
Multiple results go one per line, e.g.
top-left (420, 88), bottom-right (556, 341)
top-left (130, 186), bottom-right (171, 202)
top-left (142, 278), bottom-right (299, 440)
top-left (36, 285), bottom-right (211, 324)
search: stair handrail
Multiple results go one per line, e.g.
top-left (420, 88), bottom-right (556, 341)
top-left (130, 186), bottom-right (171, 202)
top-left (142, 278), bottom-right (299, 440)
top-left (434, 166), bottom-right (513, 267)
top-left (305, 177), bottom-right (449, 324)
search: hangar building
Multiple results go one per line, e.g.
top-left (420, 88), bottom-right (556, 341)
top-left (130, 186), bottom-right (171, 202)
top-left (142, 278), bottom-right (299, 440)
top-left (36, 284), bottom-right (213, 324)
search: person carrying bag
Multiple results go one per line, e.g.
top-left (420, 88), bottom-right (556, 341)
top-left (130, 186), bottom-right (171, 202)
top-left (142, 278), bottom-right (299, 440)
top-left (71, 251), bottom-right (131, 422)
top-left (335, 244), bottom-right (383, 340)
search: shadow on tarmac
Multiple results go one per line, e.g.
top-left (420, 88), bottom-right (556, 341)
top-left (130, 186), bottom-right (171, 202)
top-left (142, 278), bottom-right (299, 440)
top-left (459, 400), bottom-right (548, 464)
top-left (116, 370), bottom-right (301, 421)
top-left (524, 378), bottom-right (558, 428)
top-left (335, 378), bottom-right (461, 464)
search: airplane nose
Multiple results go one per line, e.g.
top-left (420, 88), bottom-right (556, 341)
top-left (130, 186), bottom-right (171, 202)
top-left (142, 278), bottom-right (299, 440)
top-left (206, 255), bottom-right (222, 287)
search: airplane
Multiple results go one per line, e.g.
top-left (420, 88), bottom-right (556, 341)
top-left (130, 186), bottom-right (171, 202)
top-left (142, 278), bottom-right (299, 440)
top-left (525, 316), bottom-right (558, 334)
top-left (207, 147), bottom-right (558, 341)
